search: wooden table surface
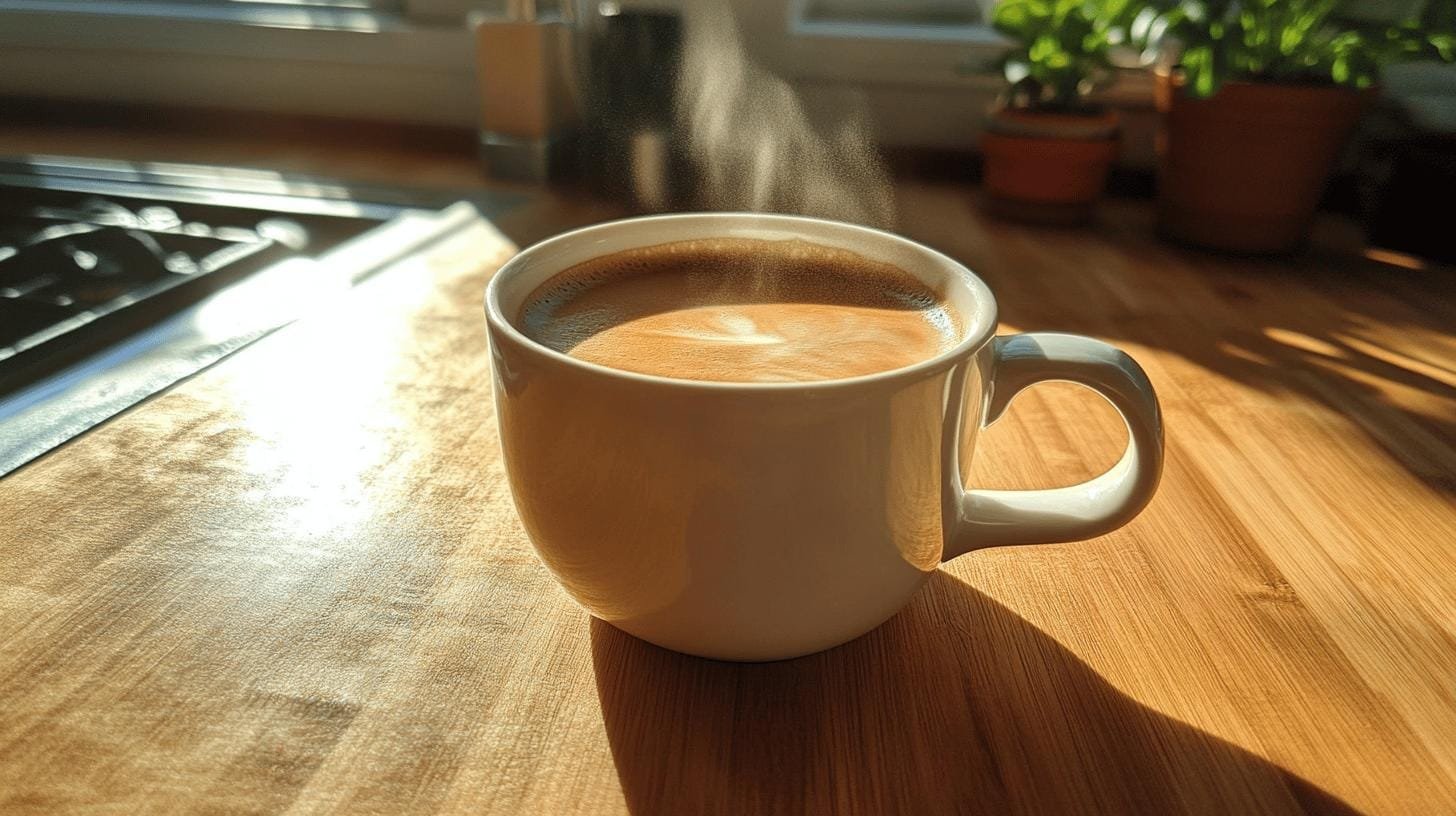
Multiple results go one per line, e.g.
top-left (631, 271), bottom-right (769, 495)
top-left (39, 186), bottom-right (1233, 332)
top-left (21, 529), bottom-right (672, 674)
top-left (2, 182), bottom-right (1454, 815)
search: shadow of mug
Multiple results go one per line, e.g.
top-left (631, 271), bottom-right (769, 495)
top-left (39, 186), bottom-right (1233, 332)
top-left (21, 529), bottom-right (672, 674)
top-left (590, 572), bottom-right (1357, 815)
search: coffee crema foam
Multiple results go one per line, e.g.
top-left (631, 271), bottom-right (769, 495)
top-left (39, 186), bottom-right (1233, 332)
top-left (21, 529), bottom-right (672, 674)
top-left (519, 238), bottom-right (962, 383)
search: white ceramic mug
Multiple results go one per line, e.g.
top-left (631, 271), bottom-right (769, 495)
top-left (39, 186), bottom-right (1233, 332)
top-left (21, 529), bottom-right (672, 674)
top-left (486, 213), bottom-right (1163, 661)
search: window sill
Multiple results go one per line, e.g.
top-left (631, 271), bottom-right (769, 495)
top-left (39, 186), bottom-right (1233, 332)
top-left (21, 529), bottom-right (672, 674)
top-left (760, 13), bottom-right (1155, 151)
top-left (0, 0), bottom-right (478, 126)
top-left (0, 1), bottom-right (1159, 145)
top-left (791, 18), bottom-right (1004, 46)
top-left (0, 0), bottom-right (410, 33)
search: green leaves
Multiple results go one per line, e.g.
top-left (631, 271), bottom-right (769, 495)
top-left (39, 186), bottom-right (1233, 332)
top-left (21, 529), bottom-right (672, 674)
top-left (992, 0), bottom-right (1040, 38)
top-left (993, 0), bottom-right (1455, 104)
top-left (1433, 32), bottom-right (1455, 61)
top-left (1117, 0), bottom-right (1456, 96)
top-left (993, 0), bottom-right (1121, 110)
top-left (1182, 44), bottom-right (1218, 94)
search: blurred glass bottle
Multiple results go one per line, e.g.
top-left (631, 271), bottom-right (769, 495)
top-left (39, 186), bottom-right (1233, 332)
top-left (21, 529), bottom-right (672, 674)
top-left (575, 3), bottom-right (686, 210)
top-left (473, 0), bottom-right (579, 182)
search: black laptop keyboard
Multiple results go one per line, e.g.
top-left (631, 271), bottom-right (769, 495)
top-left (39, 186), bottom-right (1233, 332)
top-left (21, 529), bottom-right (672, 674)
top-left (0, 186), bottom-right (373, 391)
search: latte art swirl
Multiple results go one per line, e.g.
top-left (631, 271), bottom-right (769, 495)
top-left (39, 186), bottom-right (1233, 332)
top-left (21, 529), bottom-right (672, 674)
top-left (520, 238), bottom-right (962, 383)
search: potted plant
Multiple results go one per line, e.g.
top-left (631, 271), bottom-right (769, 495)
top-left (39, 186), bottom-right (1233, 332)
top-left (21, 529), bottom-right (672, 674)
top-left (1130, 0), bottom-right (1455, 253)
top-left (982, 0), bottom-right (1123, 224)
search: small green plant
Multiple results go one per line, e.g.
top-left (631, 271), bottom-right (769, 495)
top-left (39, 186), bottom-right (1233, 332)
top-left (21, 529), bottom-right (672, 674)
top-left (992, 0), bottom-right (1130, 112)
top-left (1125, 0), bottom-right (1456, 97)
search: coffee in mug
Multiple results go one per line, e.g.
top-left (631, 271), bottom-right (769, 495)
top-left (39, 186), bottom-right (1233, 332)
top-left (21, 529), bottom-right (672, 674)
top-left (519, 237), bottom-right (962, 383)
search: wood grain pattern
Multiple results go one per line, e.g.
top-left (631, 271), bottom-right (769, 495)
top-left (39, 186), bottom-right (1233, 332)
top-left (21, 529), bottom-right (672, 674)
top-left (2, 171), bottom-right (1455, 814)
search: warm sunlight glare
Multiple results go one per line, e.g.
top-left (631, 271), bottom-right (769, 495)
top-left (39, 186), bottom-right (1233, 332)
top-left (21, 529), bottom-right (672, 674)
top-left (1363, 247), bottom-right (1427, 271)
top-left (213, 262), bottom-right (435, 543)
top-left (1263, 327), bottom-right (1348, 359)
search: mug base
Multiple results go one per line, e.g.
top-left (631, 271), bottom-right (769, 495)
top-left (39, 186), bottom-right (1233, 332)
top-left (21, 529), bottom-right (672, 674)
top-left (594, 610), bottom-right (903, 663)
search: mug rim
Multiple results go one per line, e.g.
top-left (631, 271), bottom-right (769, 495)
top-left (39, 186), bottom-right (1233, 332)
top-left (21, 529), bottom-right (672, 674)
top-left (484, 212), bottom-right (999, 392)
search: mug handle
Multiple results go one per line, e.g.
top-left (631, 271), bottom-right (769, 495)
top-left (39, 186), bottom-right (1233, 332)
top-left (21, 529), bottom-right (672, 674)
top-left (945, 333), bottom-right (1164, 558)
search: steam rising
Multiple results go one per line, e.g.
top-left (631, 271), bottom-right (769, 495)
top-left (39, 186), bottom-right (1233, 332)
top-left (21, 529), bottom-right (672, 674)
top-left (676, 4), bottom-right (896, 229)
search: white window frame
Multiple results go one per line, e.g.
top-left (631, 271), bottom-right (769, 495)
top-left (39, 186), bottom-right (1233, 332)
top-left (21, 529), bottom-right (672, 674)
top-left (0, 0), bottom-right (478, 125)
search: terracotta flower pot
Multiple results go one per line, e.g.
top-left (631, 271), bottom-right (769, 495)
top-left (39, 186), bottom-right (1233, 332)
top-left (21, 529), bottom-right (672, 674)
top-left (1155, 72), bottom-right (1371, 254)
top-left (981, 109), bottom-right (1119, 225)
